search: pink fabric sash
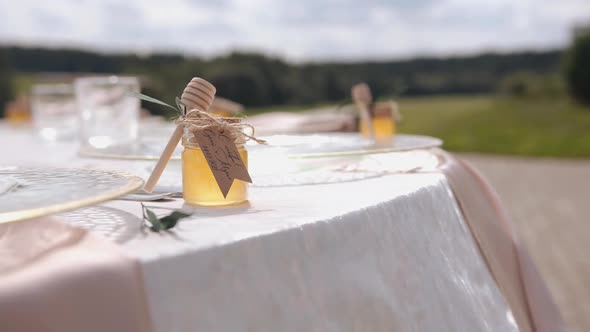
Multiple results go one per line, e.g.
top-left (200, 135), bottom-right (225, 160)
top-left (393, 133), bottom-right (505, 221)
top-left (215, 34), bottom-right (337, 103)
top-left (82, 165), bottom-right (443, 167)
top-left (0, 216), bottom-right (152, 332)
top-left (438, 151), bottom-right (568, 332)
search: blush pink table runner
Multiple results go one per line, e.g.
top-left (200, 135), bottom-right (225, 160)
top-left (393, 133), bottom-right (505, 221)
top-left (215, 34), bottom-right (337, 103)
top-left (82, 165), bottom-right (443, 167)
top-left (0, 217), bottom-right (152, 332)
top-left (438, 151), bottom-right (567, 332)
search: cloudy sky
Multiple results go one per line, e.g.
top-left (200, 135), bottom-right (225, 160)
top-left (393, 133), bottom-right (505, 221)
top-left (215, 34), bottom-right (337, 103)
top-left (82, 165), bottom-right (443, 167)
top-left (0, 0), bottom-right (589, 61)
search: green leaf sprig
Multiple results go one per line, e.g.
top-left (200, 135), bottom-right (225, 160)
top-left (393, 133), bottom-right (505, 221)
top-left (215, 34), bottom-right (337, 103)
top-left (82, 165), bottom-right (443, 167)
top-left (141, 203), bottom-right (192, 232)
top-left (128, 92), bottom-right (247, 118)
top-left (128, 92), bottom-right (187, 116)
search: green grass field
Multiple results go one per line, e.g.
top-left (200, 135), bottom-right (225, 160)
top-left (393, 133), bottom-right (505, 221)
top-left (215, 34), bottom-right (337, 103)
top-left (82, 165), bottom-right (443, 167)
top-left (397, 95), bottom-right (590, 158)
top-left (251, 95), bottom-right (590, 158)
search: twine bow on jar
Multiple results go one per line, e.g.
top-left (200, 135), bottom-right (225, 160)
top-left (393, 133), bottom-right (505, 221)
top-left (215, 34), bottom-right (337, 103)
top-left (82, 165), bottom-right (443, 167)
top-left (177, 109), bottom-right (267, 147)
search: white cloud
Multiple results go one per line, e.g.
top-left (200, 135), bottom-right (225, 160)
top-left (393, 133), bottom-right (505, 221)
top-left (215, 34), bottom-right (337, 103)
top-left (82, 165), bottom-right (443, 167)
top-left (0, 0), bottom-right (588, 61)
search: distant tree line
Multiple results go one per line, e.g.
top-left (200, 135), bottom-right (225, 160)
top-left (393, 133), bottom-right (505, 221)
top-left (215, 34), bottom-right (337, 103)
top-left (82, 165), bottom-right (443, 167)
top-left (0, 45), bottom-right (565, 116)
top-left (564, 26), bottom-right (590, 104)
top-left (0, 49), bottom-right (12, 115)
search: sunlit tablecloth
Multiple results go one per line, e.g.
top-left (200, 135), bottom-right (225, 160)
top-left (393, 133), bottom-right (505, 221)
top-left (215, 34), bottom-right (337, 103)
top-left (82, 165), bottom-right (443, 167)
top-left (1, 123), bottom-right (520, 331)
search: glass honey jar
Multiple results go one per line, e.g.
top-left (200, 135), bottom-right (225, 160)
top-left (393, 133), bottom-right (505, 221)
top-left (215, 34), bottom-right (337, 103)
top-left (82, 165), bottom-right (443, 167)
top-left (5, 96), bottom-right (32, 126)
top-left (181, 118), bottom-right (249, 206)
top-left (360, 101), bottom-right (398, 140)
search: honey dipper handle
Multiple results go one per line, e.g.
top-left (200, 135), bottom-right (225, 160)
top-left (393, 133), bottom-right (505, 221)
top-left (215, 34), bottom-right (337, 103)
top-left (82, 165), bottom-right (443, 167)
top-left (355, 101), bottom-right (374, 139)
top-left (144, 124), bottom-right (184, 193)
top-left (351, 83), bottom-right (375, 139)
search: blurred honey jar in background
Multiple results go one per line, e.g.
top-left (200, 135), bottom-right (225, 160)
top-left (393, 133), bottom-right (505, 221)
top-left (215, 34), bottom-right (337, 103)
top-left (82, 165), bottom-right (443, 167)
top-left (360, 100), bottom-right (401, 141)
top-left (4, 96), bottom-right (31, 126)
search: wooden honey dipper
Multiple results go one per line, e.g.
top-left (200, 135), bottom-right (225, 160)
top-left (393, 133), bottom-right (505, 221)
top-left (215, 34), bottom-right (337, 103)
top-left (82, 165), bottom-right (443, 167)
top-left (143, 77), bottom-right (216, 193)
top-left (351, 83), bottom-right (375, 139)
top-left (181, 78), bottom-right (216, 114)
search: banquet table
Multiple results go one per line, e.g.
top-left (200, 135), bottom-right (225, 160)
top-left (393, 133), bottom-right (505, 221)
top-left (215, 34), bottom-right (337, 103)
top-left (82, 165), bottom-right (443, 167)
top-left (0, 123), bottom-right (565, 332)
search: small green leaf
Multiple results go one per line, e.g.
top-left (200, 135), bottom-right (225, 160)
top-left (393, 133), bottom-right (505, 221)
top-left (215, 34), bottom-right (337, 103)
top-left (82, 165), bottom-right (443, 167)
top-left (149, 223), bottom-right (162, 232)
top-left (141, 205), bottom-right (191, 232)
top-left (143, 208), bottom-right (162, 232)
top-left (145, 208), bottom-right (159, 224)
top-left (159, 211), bottom-right (192, 230)
top-left (128, 92), bottom-right (179, 113)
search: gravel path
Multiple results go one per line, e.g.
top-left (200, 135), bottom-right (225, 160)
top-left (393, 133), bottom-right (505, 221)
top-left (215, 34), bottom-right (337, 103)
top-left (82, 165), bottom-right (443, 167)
top-left (459, 154), bottom-right (590, 332)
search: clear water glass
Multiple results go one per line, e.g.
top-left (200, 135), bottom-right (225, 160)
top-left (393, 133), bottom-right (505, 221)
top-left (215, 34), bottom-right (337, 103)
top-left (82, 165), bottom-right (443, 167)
top-left (31, 83), bottom-right (78, 141)
top-left (75, 76), bottom-right (140, 149)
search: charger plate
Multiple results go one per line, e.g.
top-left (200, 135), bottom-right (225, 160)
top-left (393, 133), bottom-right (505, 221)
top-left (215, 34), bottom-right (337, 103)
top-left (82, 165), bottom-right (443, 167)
top-left (0, 166), bottom-right (144, 224)
top-left (256, 133), bottom-right (442, 158)
top-left (78, 134), bottom-right (442, 161)
top-left (78, 138), bottom-right (183, 160)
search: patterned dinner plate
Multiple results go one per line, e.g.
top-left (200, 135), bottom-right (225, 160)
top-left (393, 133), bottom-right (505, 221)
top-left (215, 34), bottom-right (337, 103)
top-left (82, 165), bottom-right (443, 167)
top-left (0, 166), bottom-right (144, 224)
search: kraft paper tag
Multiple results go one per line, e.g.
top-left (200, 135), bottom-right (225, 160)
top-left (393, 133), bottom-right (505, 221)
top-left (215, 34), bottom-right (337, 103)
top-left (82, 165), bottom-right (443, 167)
top-left (193, 127), bottom-right (252, 197)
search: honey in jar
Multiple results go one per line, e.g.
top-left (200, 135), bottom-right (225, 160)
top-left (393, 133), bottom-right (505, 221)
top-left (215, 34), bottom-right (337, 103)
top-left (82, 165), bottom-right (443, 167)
top-left (5, 96), bottom-right (31, 126)
top-left (181, 118), bottom-right (249, 206)
top-left (360, 101), bottom-right (397, 140)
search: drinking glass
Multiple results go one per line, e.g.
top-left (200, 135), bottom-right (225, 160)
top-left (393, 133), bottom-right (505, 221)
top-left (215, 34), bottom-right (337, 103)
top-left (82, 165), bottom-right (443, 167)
top-left (75, 76), bottom-right (140, 149)
top-left (31, 83), bottom-right (77, 141)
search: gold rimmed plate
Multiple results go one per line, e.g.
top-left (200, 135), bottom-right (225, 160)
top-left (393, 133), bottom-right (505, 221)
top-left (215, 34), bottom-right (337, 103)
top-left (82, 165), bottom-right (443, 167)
top-left (0, 167), bottom-right (144, 224)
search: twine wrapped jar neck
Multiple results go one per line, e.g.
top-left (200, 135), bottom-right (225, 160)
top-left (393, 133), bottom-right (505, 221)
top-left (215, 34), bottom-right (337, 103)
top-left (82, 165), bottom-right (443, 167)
top-left (178, 109), bottom-right (265, 149)
top-left (371, 101), bottom-right (391, 117)
top-left (371, 101), bottom-right (401, 122)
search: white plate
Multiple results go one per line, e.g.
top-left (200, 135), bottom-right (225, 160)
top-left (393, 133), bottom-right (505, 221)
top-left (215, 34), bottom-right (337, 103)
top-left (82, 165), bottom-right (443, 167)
top-left (79, 141), bottom-right (183, 160)
top-left (0, 166), bottom-right (144, 224)
top-left (79, 133), bottom-right (442, 161)
top-left (249, 133), bottom-right (443, 158)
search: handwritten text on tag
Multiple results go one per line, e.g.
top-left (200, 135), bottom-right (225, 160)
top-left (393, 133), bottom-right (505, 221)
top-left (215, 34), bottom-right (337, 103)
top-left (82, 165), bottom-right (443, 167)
top-left (193, 127), bottom-right (251, 197)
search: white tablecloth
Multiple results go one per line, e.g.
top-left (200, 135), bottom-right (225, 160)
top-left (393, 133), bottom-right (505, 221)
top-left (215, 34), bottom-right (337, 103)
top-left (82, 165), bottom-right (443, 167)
top-left (1, 124), bottom-right (518, 332)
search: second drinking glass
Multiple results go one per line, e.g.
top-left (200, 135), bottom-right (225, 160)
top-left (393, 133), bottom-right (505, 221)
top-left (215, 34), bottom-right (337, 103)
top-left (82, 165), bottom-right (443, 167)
top-left (75, 76), bottom-right (140, 149)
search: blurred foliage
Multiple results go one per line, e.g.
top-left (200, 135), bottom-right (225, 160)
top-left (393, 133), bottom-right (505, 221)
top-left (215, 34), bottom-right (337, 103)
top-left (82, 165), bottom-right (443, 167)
top-left (0, 46), bottom-right (564, 117)
top-left (564, 27), bottom-right (590, 105)
top-left (497, 72), bottom-right (566, 97)
top-left (3, 43), bottom-right (589, 158)
top-left (0, 49), bottom-right (13, 117)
